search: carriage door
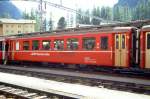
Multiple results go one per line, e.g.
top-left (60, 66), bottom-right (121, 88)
top-left (115, 34), bottom-right (126, 67)
top-left (11, 41), bottom-right (15, 60)
top-left (145, 33), bottom-right (150, 68)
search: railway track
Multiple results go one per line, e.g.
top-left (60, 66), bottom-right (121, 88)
top-left (0, 82), bottom-right (71, 99)
top-left (0, 65), bottom-right (150, 95)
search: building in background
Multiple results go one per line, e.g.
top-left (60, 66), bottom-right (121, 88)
top-left (0, 19), bottom-right (36, 36)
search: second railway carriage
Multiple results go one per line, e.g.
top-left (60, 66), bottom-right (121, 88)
top-left (6, 26), bottom-right (138, 68)
top-left (140, 25), bottom-right (150, 69)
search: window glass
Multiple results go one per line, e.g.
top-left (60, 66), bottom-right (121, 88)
top-left (32, 40), bottom-right (39, 50)
top-left (18, 31), bottom-right (21, 33)
top-left (83, 37), bottom-right (95, 50)
top-left (0, 42), bottom-right (2, 51)
top-left (18, 25), bottom-right (21, 28)
top-left (116, 35), bottom-right (119, 49)
top-left (16, 41), bottom-right (19, 50)
top-left (23, 41), bottom-right (29, 50)
top-left (122, 35), bottom-right (125, 49)
top-left (67, 38), bottom-right (78, 50)
top-left (101, 37), bottom-right (108, 50)
top-left (147, 34), bottom-right (150, 49)
top-left (42, 40), bottom-right (50, 50)
top-left (54, 39), bottom-right (64, 50)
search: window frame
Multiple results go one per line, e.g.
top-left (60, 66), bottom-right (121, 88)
top-left (147, 33), bottom-right (150, 49)
top-left (100, 36), bottom-right (108, 50)
top-left (23, 41), bottom-right (30, 50)
top-left (54, 39), bottom-right (64, 50)
top-left (82, 37), bottom-right (96, 50)
top-left (67, 38), bottom-right (79, 50)
top-left (42, 40), bottom-right (51, 50)
top-left (32, 40), bottom-right (39, 50)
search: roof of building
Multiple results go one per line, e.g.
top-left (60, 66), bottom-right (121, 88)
top-left (0, 18), bottom-right (36, 24)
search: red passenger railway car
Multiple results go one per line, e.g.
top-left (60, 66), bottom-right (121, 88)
top-left (140, 25), bottom-right (150, 69)
top-left (4, 26), bottom-right (139, 69)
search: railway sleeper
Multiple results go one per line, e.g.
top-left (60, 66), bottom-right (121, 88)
top-left (0, 83), bottom-right (72, 99)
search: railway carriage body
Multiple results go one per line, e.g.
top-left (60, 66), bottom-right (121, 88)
top-left (6, 27), bottom-right (138, 69)
top-left (140, 25), bottom-right (150, 69)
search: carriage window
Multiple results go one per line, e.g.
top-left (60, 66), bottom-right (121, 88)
top-left (67, 38), bottom-right (78, 50)
top-left (0, 42), bottom-right (2, 51)
top-left (32, 40), bottom-right (39, 50)
top-left (54, 39), bottom-right (64, 50)
top-left (101, 37), bottom-right (108, 50)
top-left (83, 37), bottom-right (95, 50)
top-left (42, 40), bottom-right (50, 50)
top-left (23, 41), bottom-right (29, 50)
top-left (116, 35), bottom-right (119, 49)
top-left (147, 34), bottom-right (150, 49)
top-left (16, 41), bottom-right (19, 50)
top-left (122, 35), bottom-right (125, 49)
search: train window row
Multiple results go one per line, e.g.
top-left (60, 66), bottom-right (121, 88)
top-left (21, 37), bottom-right (109, 51)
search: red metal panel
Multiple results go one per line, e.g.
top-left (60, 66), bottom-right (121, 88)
top-left (140, 31), bottom-right (146, 69)
top-left (8, 29), bottom-right (134, 68)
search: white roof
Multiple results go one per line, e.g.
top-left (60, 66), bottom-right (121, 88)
top-left (0, 18), bottom-right (36, 24)
top-left (113, 27), bottom-right (135, 30)
top-left (142, 25), bottom-right (150, 29)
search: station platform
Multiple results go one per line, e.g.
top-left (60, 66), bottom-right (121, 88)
top-left (0, 72), bottom-right (149, 99)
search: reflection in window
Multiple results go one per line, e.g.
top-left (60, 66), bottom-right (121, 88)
top-left (32, 40), bottom-right (39, 50)
top-left (42, 40), bottom-right (50, 50)
top-left (23, 41), bottom-right (29, 50)
top-left (16, 41), bottom-right (19, 50)
top-left (116, 35), bottom-right (119, 49)
top-left (67, 38), bottom-right (78, 50)
top-left (122, 35), bottom-right (125, 49)
top-left (83, 37), bottom-right (95, 50)
top-left (54, 40), bottom-right (64, 50)
top-left (147, 34), bottom-right (150, 49)
top-left (101, 37), bottom-right (108, 50)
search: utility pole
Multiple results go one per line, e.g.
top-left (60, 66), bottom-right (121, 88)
top-left (60, 0), bottom-right (62, 5)
top-left (38, 0), bottom-right (46, 32)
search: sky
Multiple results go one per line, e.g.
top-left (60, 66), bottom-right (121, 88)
top-left (11, 0), bottom-right (118, 28)
top-left (12, 0), bottom-right (118, 11)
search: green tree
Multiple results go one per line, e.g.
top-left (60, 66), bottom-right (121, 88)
top-left (123, 6), bottom-right (132, 21)
top-left (30, 9), bottom-right (36, 20)
top-left (83, 10), bottom-right (91, 24)
top-left (91, 7), bottom-right (101, 25)
top-left (76, 9), bottom-right (84, 24)
top-left (133, 0), bottom-right (149, 20)
top-left (113, 6), bottom-right (121, 21)
top-left (22, 11), bottom-right (30, 19)
top-left (49, 18), bottom-right (53, 31)
top-left (100, 6), bottom-right (112, 21)
top-left (57, 17), bottom-right (66, 29)
top-left (22, 10), bottom-right (40, 31)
